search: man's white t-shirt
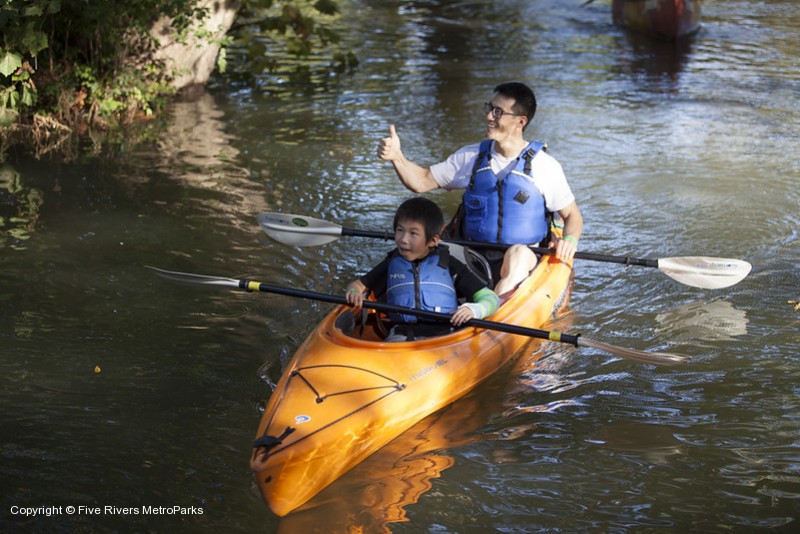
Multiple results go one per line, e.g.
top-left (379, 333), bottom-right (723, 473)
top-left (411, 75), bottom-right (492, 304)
top-left (429, 141), bottom-right (575, 213)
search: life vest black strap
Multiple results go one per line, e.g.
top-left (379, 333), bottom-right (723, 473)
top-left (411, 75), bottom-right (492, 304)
top-left (523, 141), bottom-right (546, 175)
top-left (523, 147), bottom-right (535, 175)
top-left (435, 244), bottom-right (450, 269)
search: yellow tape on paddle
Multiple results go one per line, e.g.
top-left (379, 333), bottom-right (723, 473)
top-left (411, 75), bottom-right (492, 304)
top-left (247, 281), bottom-right (261, 292)
top-left (548, 331), bottom-right (562, 342)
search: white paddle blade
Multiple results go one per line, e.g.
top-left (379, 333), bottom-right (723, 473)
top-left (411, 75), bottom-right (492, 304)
top-left (256, 212), bottom-right (342, 247)
top-left (145, 266), bottom-right (241, 288)
top-left (657, 257), bottom-right (752, 289)
top-left (578, 337), bottom-right (690, 366)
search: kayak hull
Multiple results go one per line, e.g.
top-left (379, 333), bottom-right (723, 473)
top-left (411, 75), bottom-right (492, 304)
top-left (251, 253), bottom-right (573, 516)
top-left (612, 0), bottom-right (702, 40)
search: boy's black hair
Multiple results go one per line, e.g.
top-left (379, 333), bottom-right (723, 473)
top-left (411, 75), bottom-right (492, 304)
top-left (494, 82), bottom-right (537, 130)
top-left (393, 197), bottom-right (445, 242)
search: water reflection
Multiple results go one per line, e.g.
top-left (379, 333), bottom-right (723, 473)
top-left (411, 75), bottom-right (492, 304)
top-left (591, 421), bottom-right (686, 465)
top-left (612, 31), bottom-right (694, 94)
top-left (157, 90), bottom-right (267, 234)
top-left (655, 299), bottom-right (749, 342)
top-left (0, 162), bottom-right (44, 250)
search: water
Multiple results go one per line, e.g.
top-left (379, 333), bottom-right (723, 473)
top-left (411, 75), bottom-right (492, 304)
top-left (2, 0), bottom-right (799, 531)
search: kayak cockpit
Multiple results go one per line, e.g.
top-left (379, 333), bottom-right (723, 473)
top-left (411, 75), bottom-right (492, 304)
top-left (334, 308), bottom-right (389, 342)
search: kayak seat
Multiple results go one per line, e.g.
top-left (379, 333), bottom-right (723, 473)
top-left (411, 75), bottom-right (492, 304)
top-left (446, 243), bottom-right (493, 288)
top-left (336, 307), bottom-right (389, 342)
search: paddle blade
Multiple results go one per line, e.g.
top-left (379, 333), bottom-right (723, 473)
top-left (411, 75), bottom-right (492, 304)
top-left (256, 212), bottom-right (342, 246)
top-left (578, 337), bottom-right (690, 366)
top-left (145, 265), bottom-right (241, 289)
top-left (656, 257), bottom-right (751, 289)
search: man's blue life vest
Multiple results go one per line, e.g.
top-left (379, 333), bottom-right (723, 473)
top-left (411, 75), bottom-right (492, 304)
top-left (386, 247), bottom-right (458, 324)
top-left (462, 139), bottom-right (550, 245)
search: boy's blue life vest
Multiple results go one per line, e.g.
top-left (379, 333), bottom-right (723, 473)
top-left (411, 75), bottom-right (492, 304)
top-left (386, 247), bottom-right (458, 324)
top-left (462, 140), bottom-right (550, 245)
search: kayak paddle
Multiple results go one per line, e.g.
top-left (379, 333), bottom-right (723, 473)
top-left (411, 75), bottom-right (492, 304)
top-left (147, 265), bottom-right (690, 366)
top-left (256, 212), bottom-right (751, 290)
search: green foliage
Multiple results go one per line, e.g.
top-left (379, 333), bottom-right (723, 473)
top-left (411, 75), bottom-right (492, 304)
top-left (0, 51), bottom-right (23, 77)
top-left (0, 0), bottom-right (212, 130)
top-left (0, 0), bottom-right (54, 126)
top-left (0, 0), bottom-right (355, 149)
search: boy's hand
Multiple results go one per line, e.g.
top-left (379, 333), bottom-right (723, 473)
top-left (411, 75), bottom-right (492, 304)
top-left (451, 304), bottom-right (476, 326)
top-left (345, 281), bottom-right (366, 310)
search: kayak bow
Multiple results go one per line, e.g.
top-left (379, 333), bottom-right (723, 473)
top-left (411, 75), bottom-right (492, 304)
top-left (249, 252), bottom-right (575, 516)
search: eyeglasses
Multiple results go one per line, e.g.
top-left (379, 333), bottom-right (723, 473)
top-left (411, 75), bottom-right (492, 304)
top-left (483, 102), bottom-right (522, 120)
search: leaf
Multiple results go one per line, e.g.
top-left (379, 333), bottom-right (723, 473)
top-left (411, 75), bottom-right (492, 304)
top-left (21, 84), bottom-right (34, 107)
top-left (6, 88), bottom-right (19, 108)
top-left (23, 5), bottom-right (45, 17)
top-left (22, 27), bottom-right (49, 56)
top-left (0, 107), bottom-right (19, 127)
top-left (0, 51), bottom-right (22, 77)
top-left (216, 47), bottom-right (227, 74)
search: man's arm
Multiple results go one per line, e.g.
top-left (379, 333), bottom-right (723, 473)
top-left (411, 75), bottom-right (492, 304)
top-left (377, 124), bottom-right (440, 193)
top-left (553, 201), bottom-right (583, 261)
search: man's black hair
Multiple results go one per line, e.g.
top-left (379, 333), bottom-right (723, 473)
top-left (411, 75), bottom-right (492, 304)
top-left (393, 197), bottom-right (445, 242)
top-left (494, 82), bottom-right (537, 130)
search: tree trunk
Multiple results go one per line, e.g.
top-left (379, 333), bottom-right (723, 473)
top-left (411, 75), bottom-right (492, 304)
top-left (151, 0), bottom-right (241, 91)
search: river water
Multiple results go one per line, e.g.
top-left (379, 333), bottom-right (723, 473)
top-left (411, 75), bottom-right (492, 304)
top-left (2, 1), bottom-right (798, 532)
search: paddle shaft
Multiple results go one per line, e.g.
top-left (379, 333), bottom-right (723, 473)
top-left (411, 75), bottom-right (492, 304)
top-left (239, 279), bottom-right (581, 347)
top-left (147, 265), bottom-right (688, 365)
top-left (257, 212), bottom-right (752, 288)
top-left (340, 228), bottom-right (658, 268)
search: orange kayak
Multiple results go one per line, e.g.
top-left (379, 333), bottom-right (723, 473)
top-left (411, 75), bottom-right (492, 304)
top-left (250, 252), bottom-right (574, 516)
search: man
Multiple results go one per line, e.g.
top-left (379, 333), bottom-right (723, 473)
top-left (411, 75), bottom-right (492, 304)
top-left (377, 81), bottom-right (583, 296)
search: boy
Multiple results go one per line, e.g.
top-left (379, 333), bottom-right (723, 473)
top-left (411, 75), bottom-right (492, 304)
top-left (345, 197), bottom-right (500, 341)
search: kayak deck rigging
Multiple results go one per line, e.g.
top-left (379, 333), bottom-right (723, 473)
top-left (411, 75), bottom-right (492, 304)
top-left (290, 364), bottom-right (406, 403)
